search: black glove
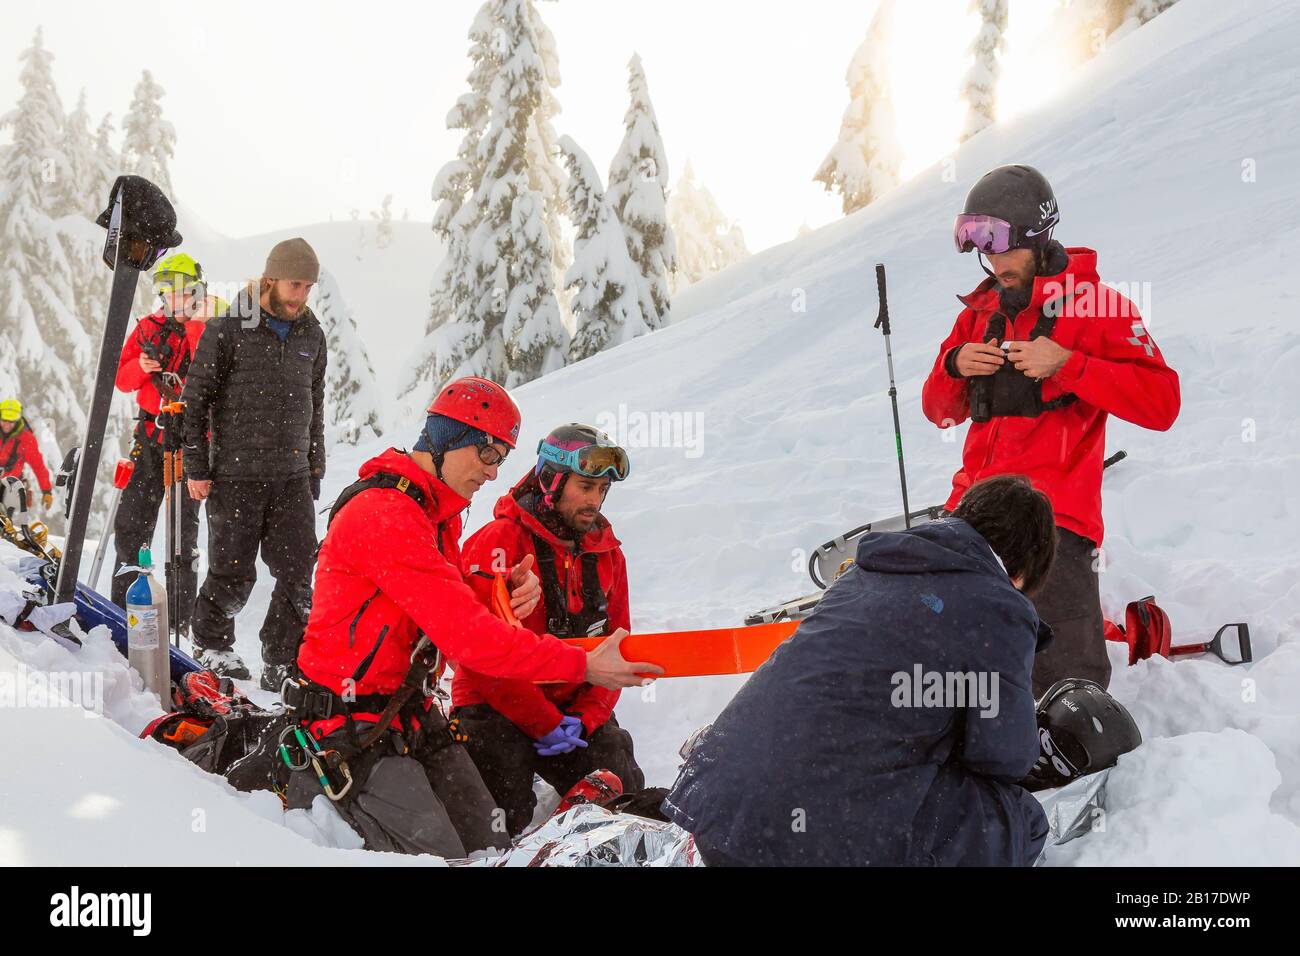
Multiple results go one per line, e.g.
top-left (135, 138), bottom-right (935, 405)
top-left (310, 477), bottom-right (321, 501)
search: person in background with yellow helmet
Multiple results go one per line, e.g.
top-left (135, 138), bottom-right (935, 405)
top-left (109, 252), bottom-right (213, 631)
top-left (0, 399), bottom-right (53, 511)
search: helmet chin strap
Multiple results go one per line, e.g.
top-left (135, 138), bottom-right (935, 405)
top-left (539, 468), bottom-right (567, 509)
top-left (423, 423), bottom-right (446, 482)
top-left (977, 251), bottom-right (996, 280)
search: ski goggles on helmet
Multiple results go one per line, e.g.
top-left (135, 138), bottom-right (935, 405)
top-left (537, 440), bottom-right (630, 481)
top-left (1028, 725), bottom-right (1085, 788)
top-left (954, 214), bottom-right (1017, 254)
top-left (153, 273), bottom-right (205, 296)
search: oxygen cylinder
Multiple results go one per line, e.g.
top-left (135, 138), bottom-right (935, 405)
top-left (126, 546), bottom-right (171, 703)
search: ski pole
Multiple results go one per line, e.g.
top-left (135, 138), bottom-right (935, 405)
top-left (88, 458), bottom-right (134, 591)
top-left (160, 400), bottom-right (185, 648)
top-left (872, 263), bottom-right (912, 528)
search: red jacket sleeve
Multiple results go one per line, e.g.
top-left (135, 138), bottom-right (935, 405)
top-left (567, 547), bottom-right (630, 735)
top-left (116, 325), bottom-right (149, 393)
top-left (355, 499), bottom-right (587, 685)
top-left (922, 307), bottom-right (977, 428)
top-left (459, 519), bottom-right (568, 739)
top-left (1051, 307), bottom-right (1180, 431)
top-left (20, 430), bottom-right (51, 492)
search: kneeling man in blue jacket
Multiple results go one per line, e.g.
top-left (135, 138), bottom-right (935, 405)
top-left (666, 475), bottom-right (1057, 866)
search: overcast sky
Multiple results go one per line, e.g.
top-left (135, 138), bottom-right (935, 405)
top-left (1, 0), bottom-right (895, 252)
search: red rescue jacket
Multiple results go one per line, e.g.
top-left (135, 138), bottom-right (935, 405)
top-left (452, 475), bottom-right (631, 738)
top-left (0, 419), bottom-right (52, 493)
top-left (115, 310), bottom-right (207, 442)
top-left (922, 248), bottom-right (1180, 545)
top-left (297, 449), bottom-right (587, 711)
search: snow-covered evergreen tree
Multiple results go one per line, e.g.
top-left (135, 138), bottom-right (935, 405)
top-left (667, 160), bottom-right (749, 292)
top-left (814, 0), bottom-right (903, 214)
top-left (53, 91), bottom-right (93, 218)
top-left (1061, 0), bottom-right (1181, 66)
top-left (121, 70), bottom-right (175, 200)
top-left (606, 53), bottom-right (675, 330)
top-left (91, 113), bottom-right (120, 209)
top-left (371, 194), bottom-right (394, 249)
top-left (960, 0), bottom-right (1009, 142)
top-left (1130, 0), bottom-right (1180, 22)
top-left (0, 31), bottom-right (88, 481)
top-left (400, 3), bottom-right (497, 406)
top-left (121, 70), bottom-right (177, 322)
top-left (52, 93), bottom-right (136, 532)
top-left (312, 269), bottom-right (384, 445)
top-left (53, 94), bottom-right (115, 325)
top-left (491, 0), bottom-right (568, 384)
top-left (558, 135), bottom-right (654, 363)
top-left (401, 0), bottom-right (568, 403)
top-left (522, 0), bottom-right (571, 317)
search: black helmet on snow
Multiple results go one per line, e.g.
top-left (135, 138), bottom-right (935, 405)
top-left (1022, 678), bottom-right (1142, 792)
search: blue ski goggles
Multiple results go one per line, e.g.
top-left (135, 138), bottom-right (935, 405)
top-left (537, 441), bottom-right (630, 482)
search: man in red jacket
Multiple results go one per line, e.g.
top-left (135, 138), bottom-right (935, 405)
top-left (451, 423), bottom-right (641, 837)
top-left (111, 253), bottom-right (211, 625)
top-left (924, 165), bottom-right (1180, 695)
top-left (0, 399), bottom-right (53, 515)
top-left (290, 379), bottom-right (658, 857)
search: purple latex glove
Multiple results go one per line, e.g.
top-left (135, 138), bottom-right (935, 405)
top-left (534, 715), bottom-right (589, 757)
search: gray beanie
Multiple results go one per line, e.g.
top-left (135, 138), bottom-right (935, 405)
top-left (264, 237), bottom-right (320, 282)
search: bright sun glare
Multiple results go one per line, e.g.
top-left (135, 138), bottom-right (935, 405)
top-left (888, 0), bottom-right (1069, 181)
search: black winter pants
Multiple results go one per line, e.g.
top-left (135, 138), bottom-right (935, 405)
top-left (111, 439), bottom-right (200, 627)
top-left (191, 476), bottom-right (316, 666)
top-left (452, 704), bottom-right (644, 838)
top-left (1030, 527), bottom-right (1109, 697)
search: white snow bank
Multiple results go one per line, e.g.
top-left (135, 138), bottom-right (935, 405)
top-left (1044, 730), bottom-right (1300, 866)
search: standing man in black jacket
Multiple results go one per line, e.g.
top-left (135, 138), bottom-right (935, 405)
top-left (181, 238), bottom-right (327, 689)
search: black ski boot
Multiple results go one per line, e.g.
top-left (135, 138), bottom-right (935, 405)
top-left (194, 647), bottom-right (251, 680)
top-left (260, 661), bottom-right (300, 694)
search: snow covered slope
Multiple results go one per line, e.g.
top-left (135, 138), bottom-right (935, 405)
top-left (4, 0), bottom-right (1299, 865)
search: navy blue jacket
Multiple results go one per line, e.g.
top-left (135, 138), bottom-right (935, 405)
top-left (665, 517), bottom-right (1049, 866)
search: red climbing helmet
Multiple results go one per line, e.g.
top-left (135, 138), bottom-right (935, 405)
top-left (427, 376), bottom-right (522, 449)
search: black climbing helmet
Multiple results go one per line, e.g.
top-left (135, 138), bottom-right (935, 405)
top-left (1023, 677), bottom-right (1142, 791)
top-left (955, 164), bottom-right (1060, 255)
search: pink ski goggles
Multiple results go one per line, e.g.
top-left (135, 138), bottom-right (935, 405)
top-left (953, 214), bottom-right (1016, 254)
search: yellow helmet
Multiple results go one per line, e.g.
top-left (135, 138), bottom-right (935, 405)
top-left (0, 399), bottom-right (21, 422)
top-left (153, 253), bottom-right (206, 297)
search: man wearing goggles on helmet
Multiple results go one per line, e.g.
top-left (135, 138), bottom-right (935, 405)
top-left (924, 164), bottom-right (1180, 696)
top-left (110, 252), bottom-right (213, 623)
top-left (291, 389), bottom-right (658, 856)
top-left (450, 423), bottom-right (641, 838)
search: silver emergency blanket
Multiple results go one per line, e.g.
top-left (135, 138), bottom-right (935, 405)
top-left (461, 804), bottom-right (703, 867)
top-left (1033, 768), bottom-right (1111, 865)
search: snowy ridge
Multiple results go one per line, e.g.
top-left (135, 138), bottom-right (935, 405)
top-left (3, 0), bottom-right (1299, 864)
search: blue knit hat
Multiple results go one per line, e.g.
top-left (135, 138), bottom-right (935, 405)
top-left (413, 413), bottom-right (489, 454)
